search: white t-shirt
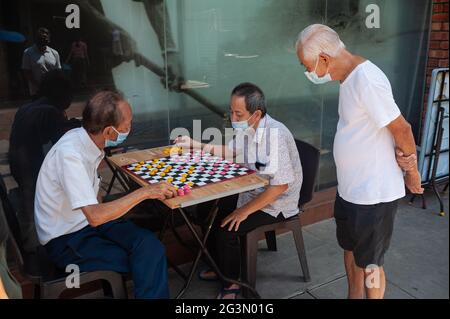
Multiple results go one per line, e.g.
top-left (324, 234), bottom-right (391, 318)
top-left (34, 128), bottom-right (103, 245)
top-left (333, 60), bottom-right (405, 205)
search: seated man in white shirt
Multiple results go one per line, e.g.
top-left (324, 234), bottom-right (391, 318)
top-left (175, 83), bottom-right (303, 299)
top-left (34, 91), bottom-right (177, 299)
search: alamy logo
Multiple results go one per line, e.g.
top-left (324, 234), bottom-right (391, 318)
top-left (365, 4), bottom-right (381, 29)
top-left (65, 264), bottom-right (80, 289)
top-left (65, 4), bottom-right (80, 29)
top-left (365, 264), bottom-right (381, 289)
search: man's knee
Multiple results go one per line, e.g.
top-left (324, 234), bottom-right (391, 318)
top-left (216, 228), bottom-right (239, 247)
top-left (139, 232), bottom-right (166, 258)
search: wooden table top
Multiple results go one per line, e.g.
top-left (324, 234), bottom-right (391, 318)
top-left (108, 146), bottom-right (269, 210)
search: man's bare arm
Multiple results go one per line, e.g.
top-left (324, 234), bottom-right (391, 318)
top-left (221, 184), bottom-right (288, 232)
top-left (174, 136), bottom-right (234, 159)
top-left (82, 183), bottom-right (176, 227)
top-left (387, 115), bottom-right (424, 194)
top-left (236, 184), bottom-right (288, 216)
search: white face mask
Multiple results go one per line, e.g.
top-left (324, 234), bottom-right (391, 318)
top-left (304, 57), bottom-right (332, 85)
top-left (231, 112), bottom-right (257, 131)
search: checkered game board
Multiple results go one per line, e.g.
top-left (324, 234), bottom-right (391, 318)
top-left (122, 150), bottom-right (255, 189)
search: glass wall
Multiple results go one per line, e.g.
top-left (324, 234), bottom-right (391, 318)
top-left (0, 0), bottom-right (431, 190)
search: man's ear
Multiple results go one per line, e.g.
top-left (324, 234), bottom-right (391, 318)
top-left (256, 109), bottom-right (263, 121)
top-left (102, 126), bottom-right (114, 140)
top-left (251, 110), bottom-right (263, 127)
top-left (319, 53), bottom-right (331, 64)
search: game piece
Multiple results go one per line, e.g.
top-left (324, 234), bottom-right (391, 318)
top-left (177, 189), bottom-right (185, 196)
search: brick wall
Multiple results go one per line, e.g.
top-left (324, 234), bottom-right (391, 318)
top-left (423, 0), bottom-right (449, 114)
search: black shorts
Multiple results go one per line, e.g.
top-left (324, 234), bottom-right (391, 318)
top-left (334, 193), bottom-right (398, 268)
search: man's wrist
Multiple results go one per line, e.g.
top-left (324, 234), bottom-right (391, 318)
top-left (137, 187), bottom-right (152, 201)
top-left (236, 206), bottom-right (253, 217)
top-left (405, 168), bottom-right (418, 176)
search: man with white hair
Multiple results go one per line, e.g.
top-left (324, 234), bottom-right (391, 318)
top-left (296, 24), bottom-right (423, 299)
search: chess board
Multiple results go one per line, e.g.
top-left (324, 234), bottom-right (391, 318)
top-left (122, 150), bottom-right (255, 190)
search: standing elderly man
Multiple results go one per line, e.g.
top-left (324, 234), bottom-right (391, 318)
top-left (296, 24), bottom-right (423, 299)
top-left (34, 91), bottom-right (177, 299)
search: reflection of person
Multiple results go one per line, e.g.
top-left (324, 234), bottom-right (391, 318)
top-left (66, 35), bottom-right (90, 89)
top-left (175, 83), bottom-right (303, 299)
top-left (22, 27), bottom-right (61, 99)
top-left (75, 0), bottom-right (183, 90)
top-left (9, 70), bottom-right (81, 260)
top-left (296, 24), bottom-right (423, 299)
top-left (35, 91), bottom-right (177, 299)
top-left (132, 0), bottom-right (183, 89)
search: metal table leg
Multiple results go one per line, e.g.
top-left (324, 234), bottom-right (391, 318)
top-left (175, 203), bottom-right (261, 299)
top-left (159, 212), bottom-right (188, 281)
top-left (105, 157), bottom-right (130, 194)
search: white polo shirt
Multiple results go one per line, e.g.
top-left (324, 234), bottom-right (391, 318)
top-left (333, 60), bottom-right (405, 205)
top-left (34, 128), bottom-right (103, 245)
top-left (228, 114), bottom-right (303, 218)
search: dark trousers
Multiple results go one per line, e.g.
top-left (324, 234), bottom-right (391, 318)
top-left (198, 195), bottom-right (287, 286)
top-left (45, 219), bottom-right (170, 299)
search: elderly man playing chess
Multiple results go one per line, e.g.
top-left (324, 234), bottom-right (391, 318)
top-left (175, 82), bottom-right (303, 299)
top-left (34, 90), bottom-right (177, 299)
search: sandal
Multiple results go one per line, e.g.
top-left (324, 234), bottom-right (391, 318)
top-left (198, 269), bottom-right (218, 281)
top-left (216, 287), bottom-right (241, 299)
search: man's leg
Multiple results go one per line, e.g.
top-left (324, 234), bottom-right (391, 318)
top-left (215, 211), bottom-right (285, 298)
top-left (46, 220), bottom-right (169, 299)
top-left (196, 195), bottom-right (239, 279)
top-left (352, 200), bottom-right (398, 300)
top-left (344, 250), bottom-right (365, 299)
top-left (364, 265), bottom-right (385, 299)
top-left (98, 219), bottom-right (169, 299)
top-left (335, 195), bottom-right (364, 299)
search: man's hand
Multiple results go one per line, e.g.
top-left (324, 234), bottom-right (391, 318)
top-left (396, 148), bottom-right (417, 172)
top-left (221, 208), bottom-right (249, 232)
top-left (142, 182), bottom-right (177, 200)
top-left (405, 170), bottom-right (424, 194)
top-left (174, 135), bottom-right (202, 150)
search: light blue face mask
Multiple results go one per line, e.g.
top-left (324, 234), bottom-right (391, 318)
top-left (105, 126), bottom-right (130, 148)
top-left (232, 112), bottom-right (257, 131)
top-left (304, 57), bottom-right (332, 85)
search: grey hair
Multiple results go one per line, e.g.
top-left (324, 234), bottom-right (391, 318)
top-left (82, 90), bottom-right (126, 134)
top-left (231, 82), bottom-right (267, 117)
top-left (295, 24), bottom-right (346, 62)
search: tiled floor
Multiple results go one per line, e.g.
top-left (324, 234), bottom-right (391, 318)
top-left (166, 192), bottom-right (449, 299)
top-left (0, 136), bottom-right (448, 299)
